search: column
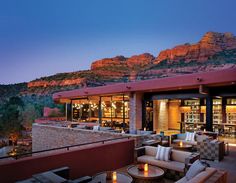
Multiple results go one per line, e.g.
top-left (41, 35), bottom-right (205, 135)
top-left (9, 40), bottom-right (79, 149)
top-left (129, 92), bottom-right (143, 133)
top-left (98, 97), bottom-right (102, 125)
top-left (66, 103), bottom-right (72, 121)
top-left (206, 96), bottom-right (213, 131)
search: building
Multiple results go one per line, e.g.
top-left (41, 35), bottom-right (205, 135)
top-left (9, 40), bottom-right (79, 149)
top-left (53, 68), bottom-right (236, 136)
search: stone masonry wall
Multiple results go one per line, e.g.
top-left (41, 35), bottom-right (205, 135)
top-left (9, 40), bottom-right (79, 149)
top-left (32, 124), bottom-right (143, 152)
top-left (129, 92), bottom-right (143, 132)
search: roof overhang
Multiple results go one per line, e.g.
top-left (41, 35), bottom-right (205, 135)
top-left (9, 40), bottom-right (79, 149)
top-left (53, 68), bottom-right (236, 103)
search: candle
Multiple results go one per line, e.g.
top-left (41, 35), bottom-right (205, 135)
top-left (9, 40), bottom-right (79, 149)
top-left (112, 171), bottom-right (117, 182)
top-left (144, 163), bottom-right (148, 172)
top-left (180, 141), bottom-right (183, 147)
top-left (144, 127), bottom-right (146, 131)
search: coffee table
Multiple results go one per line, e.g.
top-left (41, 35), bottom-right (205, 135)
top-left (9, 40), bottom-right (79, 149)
top-left (171, 143), bottom-right (193, 151)
top-left (127, 164), bottom-right (164, 183)
top-left (91, 171), bottom-right (133, 183)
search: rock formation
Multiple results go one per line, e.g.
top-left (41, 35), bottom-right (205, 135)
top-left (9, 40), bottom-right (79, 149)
top-left (27, 31), bottom-right (236, 93)
top-left (91, 56), bottom-right (127, 70)
top-left (28, 78), bottom-right (86, 88)
top-left (154, 32), bottom-right (236, 64)
top-left (126, 53), bottom-right (155, 68)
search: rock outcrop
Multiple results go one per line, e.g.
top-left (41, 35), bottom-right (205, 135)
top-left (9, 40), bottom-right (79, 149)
top-left (28, 78), bottom-right (86, 88)
top-left (91, 56), bottom-right (127, 70)
top-left (126, 53), bottom-right (155, 68)
top-left (91, 53), bottom-right (155, 70)
top-left (154, 32), bottom-right (236, 64)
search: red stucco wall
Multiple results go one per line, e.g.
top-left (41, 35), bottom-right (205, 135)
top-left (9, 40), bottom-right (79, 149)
top-left (0, 139), bottom-right (134, 183)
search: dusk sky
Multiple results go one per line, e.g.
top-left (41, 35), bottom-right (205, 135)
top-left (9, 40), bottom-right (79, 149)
top-left (0, 0), bottom-right (236, 84)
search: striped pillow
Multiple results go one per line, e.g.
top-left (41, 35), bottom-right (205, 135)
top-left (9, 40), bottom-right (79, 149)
top-left (185, 132), bottom-right (196, 141)
top-left (155, 145), bottom-right (172, 161)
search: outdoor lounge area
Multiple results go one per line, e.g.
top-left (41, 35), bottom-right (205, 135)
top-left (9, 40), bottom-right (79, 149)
top-left (0, 138), bottom-right (233, 183)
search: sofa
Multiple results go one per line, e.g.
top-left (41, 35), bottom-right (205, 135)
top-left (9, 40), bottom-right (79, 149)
top-left (176, 167), bottom-right (227, 183)
top-left (171, 133), bottom-right (209, 147)
top-left (136, 146), bottom-right (199, 180)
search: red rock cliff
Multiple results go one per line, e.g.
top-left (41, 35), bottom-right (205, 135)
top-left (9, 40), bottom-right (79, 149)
top-left (28, 78), bottom-right (86, 88)
top-left (91, 56), bottom-right (127, 70)
top-left (155, 32), bottom-right (236, 64)
top-left (126, 53), bottom-right (154, 67)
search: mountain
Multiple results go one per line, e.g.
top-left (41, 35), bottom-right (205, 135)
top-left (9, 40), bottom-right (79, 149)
top-left (4, 31), bottom-right (236, 97)
top-left (154, 32), bottom-right (236, 64)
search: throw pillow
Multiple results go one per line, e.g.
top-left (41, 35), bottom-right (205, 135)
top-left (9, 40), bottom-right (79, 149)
top-left (185, 132), bottom-right (195, 141)
top-left (186, 160), bottom-right (206, 180)
top-left (93, 125), bottom-right (100, 131)
top-left (155, 145), bottom-right (172, 161)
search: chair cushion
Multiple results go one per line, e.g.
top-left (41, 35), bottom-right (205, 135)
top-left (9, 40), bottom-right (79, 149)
top-left (155, 145), bottom-right (172, 161)
top-left (187, 167), bottom-right (216, 183)
top-left (196, 134), bottom-right (209, 142)
top-left (145, 146), bottom-right (157, 156)
top-left (185, 160), bottom-right (206, 180)
top-left (171, 149), bottom-right (192, 163)
top-left (137, 155), bottom-right (185, 172)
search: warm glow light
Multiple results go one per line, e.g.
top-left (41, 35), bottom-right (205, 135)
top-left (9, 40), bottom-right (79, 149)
top-left (144, 171), bottom-right (148, 177)
top-left (112, 171), bottom-right (117, 182)
top-left (144, 127), bottom-right (146, 131)
top-left (144, 163), bottom-right (148, 172)
top-left (180, 141), bottom-right (183, 147)
top-left (226, 106), bottom-right (236, 113)
top-left (180, 106), bottom-right (191, 113)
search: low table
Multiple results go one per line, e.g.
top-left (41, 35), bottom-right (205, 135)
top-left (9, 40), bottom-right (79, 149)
top-left (127, 164), bottom-right (164, 183)
top-left (91, 171), bottom-right (133, 183)
top-left (171, 143), bottom-right (193, 151)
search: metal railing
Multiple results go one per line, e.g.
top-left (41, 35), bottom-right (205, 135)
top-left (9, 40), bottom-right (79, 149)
top-left (0, 136), bottom-right (130, 160)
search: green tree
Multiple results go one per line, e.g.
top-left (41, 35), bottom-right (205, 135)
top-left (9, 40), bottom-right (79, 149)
top-left (0, 97), bottom-right (24, 138)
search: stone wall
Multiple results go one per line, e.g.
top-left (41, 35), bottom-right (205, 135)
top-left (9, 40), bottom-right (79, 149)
top-left (153, 100), bottom-right (169, 131)
top-left (32, 124), bottom-right (143, 152)
top-left (168, 100), bottom-right (181, 130)
top-left (129, 92), bottom-right (143, 132)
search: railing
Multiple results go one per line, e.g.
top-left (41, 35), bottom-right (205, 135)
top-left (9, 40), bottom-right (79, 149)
top-left (0, 136), bottom-right (130, 160)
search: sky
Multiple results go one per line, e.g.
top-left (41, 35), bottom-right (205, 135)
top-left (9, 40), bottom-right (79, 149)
top-left (0, 0), bottom-right (236, 84)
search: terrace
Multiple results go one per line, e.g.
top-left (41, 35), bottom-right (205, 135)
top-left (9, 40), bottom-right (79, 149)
top-left (0, 137), bottom-right (235, 183)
